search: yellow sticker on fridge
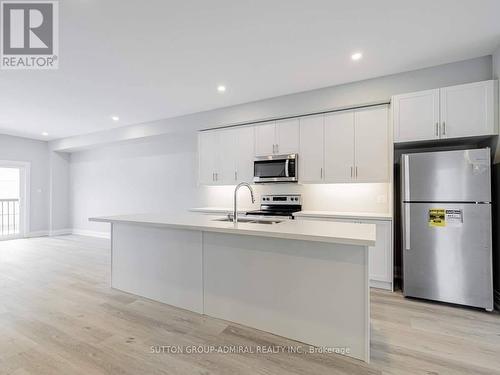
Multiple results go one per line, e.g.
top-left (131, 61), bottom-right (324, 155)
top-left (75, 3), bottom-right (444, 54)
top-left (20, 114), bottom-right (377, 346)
top-left (429, 209), bottom-right (446, 227)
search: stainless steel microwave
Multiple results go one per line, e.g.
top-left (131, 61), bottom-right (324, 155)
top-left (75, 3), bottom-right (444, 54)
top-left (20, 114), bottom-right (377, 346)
top-left (253, 154), bottom-right (298, 183)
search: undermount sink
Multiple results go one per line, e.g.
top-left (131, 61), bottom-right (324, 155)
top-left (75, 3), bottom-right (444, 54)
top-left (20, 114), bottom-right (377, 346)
top-left (213, 217), bottom-right (283, 225)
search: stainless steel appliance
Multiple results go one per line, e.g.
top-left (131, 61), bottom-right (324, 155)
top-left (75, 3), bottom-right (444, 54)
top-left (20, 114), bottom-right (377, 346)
top-left (253, 154), bottom-right (298, 183)
top-left (401, 148), bottom-right (493, 311)
top-left (246, 194), bottom-right (302, 219)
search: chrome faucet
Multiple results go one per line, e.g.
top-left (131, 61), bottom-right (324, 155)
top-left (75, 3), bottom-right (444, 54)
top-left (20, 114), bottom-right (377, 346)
top-left (233, 182), bottom-right (255, 224)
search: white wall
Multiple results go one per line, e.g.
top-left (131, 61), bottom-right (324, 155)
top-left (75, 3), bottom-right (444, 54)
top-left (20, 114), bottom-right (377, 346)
top-left (68, 56), bottom-right (493, 235)
top-left (49, 151), bottom-right (71, 234)
top-left (0, 134), bottom-right (49, 235)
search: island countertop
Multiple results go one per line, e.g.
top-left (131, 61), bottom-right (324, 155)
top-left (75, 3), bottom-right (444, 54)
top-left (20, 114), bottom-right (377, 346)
top-left (90, 213), bottom-right (376, 247)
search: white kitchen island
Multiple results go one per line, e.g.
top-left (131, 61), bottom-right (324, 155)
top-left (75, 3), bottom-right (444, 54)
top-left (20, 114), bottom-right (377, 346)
top-left (90, 213), bottom-right (376, 362)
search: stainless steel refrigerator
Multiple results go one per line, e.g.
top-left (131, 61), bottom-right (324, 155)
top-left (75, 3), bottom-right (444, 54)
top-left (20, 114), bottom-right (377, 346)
top-left (401, 148), bottom-right (493, 311)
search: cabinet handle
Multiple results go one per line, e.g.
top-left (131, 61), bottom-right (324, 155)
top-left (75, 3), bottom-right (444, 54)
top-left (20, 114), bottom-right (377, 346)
top-left (235, 171), bottom-right (237, 181)
top-left (272, 144), bottom-right (275, 153)
top-left (350, 166), bottom-right (353, 178)
top-left (355, 166), bottom-right (358, 178)
top-left (435, 122), bottom-right (439, 136)
top-left (212, 172), bottom-right (215, 181)
top-left (276, 144), bottom-right (279, 154)
top-left (215, 172), bottom-right (218, 181)
top-left (442, 122), bottom-right (446, 136)
top-left (320, 167), bottom-right (323, 179)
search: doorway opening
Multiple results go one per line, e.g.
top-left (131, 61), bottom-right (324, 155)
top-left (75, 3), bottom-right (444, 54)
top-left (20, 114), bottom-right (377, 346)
top-left (0, 162), bottom-right (29, 239)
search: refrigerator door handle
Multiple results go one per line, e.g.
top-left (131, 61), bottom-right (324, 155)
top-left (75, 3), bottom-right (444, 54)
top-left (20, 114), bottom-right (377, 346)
top-left (403, 155), bottom-right (410, 201)
top-left (404, 204), bottom-right (411, 250)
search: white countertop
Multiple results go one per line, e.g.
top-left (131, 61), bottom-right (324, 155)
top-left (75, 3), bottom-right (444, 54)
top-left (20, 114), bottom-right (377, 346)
top-left (293, 210), bottom-right (393, 221)
top-left (189, 207), bottom-right (253, 214)
top-left (190, 207), bottom-right (392, 221)
top-left (90, 213), bottom-right (375, 247)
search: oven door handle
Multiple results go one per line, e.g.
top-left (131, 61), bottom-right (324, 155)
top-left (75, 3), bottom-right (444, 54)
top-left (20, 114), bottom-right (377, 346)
top-left (285, 159), bottom-right (289, 177)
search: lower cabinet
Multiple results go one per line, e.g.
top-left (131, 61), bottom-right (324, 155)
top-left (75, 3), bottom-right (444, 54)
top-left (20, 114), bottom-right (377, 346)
top-left (296, 216), bottom-right (393, 290)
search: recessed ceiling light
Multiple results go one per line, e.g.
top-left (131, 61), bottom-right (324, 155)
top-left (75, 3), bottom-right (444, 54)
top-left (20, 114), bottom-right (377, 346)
top-left (351, 52), bottom-right (363, 61)
top-left (217, 85), bottom-right (226, 93)
top-left (41, 131), bottom-right (49, 136)
top-left (111, 115), bottom-right (120, 121)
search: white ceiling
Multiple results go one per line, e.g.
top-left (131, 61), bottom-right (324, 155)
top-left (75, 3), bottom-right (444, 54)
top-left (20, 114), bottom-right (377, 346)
top-left (1, 0), bottom-right (500, 140)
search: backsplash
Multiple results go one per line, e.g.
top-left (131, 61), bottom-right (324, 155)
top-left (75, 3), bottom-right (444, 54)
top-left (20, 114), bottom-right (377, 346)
top-left (198, 182), bottom-right (391, 213)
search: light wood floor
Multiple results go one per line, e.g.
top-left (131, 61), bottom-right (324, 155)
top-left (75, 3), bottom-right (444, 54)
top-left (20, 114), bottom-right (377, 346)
top-left (0, 235), bottom-right (499, 375)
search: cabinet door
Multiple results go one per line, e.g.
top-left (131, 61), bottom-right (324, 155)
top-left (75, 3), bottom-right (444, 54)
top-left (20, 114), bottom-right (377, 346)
top-left (354, 106), bottom-right (389, 183)
top-left (324, 111), bottom-right (355, 183)
top-left (198, 131), bottom-right (219, 185)
top-left (392, 89), bottom-right (440, 142)
top-left (254, 122), bottom-right (276, 156)
top-left (218, 129), bottom-right (237, 185)
top-left (275, 118), bottom-right (299, 154)
top-left (299, 115), bottom-right (324, 183)
top-left (440, 80), bottom-right (497, 139)
top-left (366, 220), bottom-right (392, 284)
top-left (235, 126), bottom-right (255, 183)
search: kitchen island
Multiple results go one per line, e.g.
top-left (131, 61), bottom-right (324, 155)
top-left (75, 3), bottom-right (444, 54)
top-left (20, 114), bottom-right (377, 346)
top-left (90, 213), bottom-right (376, 362)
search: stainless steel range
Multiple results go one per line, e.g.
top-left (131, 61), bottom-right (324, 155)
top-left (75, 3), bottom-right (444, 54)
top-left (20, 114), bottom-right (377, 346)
top-left (246, 194), bottom-right (302, 220)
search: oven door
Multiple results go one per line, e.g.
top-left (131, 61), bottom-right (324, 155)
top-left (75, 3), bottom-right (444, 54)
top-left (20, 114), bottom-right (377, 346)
top-left (253, 154), bottom-right (297, 183)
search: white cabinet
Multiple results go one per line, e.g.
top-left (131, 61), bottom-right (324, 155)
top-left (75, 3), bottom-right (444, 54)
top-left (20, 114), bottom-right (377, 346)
top-left (198, 131), bottom-right (220, 185)
top-left (299, 115), bottom-right (324, 183)
top-left (440, 81), bottom-right (497, 139)
top-left (234, 126), bottom-right (255, 183)
top-left (255, 119), bottom-right (299, 156)
top-left (392, 89), bottom-right (440, 142)
top-left (198, 127), bottom-right (254, 185)
top-left (393, 80), bottom-right (498, 143)
top-left (300, 106), bottom-right (389, 184)
top-left (354, 107), bottom-right (389, 183)
top-left (296, 216), bottom-right (393, 291)
top-left (255, 122), bottom-right (276, 156)
top-left (324, 111), bottom-right (355, 182)
top-left (275, 119), bottom-right (300, 154)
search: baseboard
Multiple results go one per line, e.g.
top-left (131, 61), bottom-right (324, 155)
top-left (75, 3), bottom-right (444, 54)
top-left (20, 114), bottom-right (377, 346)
top-left (49, 228), bottom-right (73, 236)
top-left (72, 228), bottom-right (111, 239)
top-left (370, 280), bottom-right (393, 291)
top-left (25, 230), bottom-right (49, 238)
top-left (495, 290), bottom-right (500, 311)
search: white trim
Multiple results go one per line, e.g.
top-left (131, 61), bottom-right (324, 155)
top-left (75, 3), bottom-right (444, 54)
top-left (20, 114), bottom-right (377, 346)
top-left (25, 230), bottom-right (49, 238)
top-left (370, 280), bottom-right (393, 291)
top-left (49, 228), bottom-right (72, 236)
top-left (72, 228), bottom-right (111, 239)
top-left (0, 234), bottom-right (22, 241)
top-left (0, 160), bottom-right (31, 236)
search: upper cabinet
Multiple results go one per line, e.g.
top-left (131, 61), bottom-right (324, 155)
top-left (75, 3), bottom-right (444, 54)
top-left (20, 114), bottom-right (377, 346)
top-left (393, 80), bottom-right (498, 143)
top-left (199, 106), bottom-right (390, 186)
top-left (255, 119), bottom-right (299, 156)
top-left (300, 106), bottom-right (389, 184)
top-left (354, 107), bottom-right (390, 183)
top-left (392, 89), bottom-right (440, 142)
top-left (198, 126), bottom-right (255, 186)
top-left (440, 81), bottom-right (497, 139)
top-left (299, 115), bottom-right (324, 183)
